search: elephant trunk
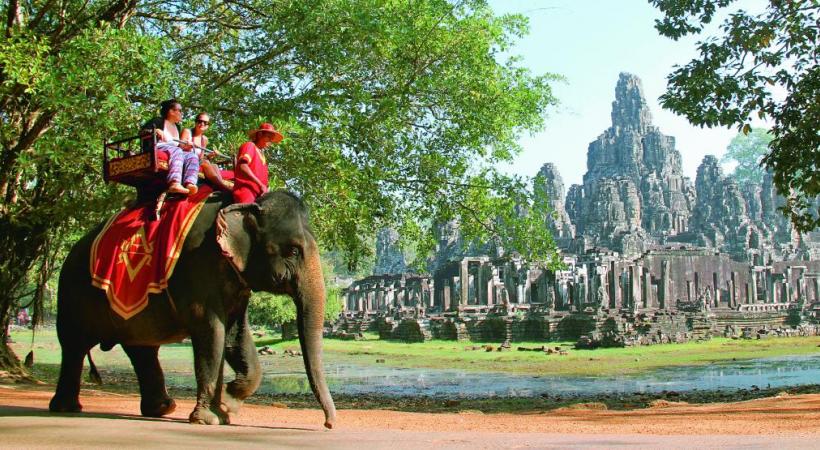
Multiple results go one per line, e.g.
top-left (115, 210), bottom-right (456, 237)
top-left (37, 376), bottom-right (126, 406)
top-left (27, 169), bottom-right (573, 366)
top-left (295, 247), bottom-right (336, 429)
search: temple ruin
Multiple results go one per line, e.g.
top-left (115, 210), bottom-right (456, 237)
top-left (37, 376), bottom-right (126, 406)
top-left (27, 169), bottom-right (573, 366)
top-left (335, 73), bottom-right (820, 346)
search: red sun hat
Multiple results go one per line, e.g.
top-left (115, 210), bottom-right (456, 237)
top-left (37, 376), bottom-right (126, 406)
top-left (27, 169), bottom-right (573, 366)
top-left (248, 123), bottom-right (284, 143)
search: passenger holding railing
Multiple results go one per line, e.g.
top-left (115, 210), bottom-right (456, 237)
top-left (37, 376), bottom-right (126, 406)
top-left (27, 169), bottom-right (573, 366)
top-left (140, 99), bottom-right (200, 195)
top-left (182, 112), bottom-right (232, 192)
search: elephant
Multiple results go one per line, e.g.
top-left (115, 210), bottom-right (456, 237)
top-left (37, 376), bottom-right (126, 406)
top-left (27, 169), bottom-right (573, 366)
top-left (48, 190), bottom-right (336, 429)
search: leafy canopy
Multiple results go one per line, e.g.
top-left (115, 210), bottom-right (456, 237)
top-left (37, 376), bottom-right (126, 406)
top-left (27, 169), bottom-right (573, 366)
top-left (720, 127), bottom-right (773, 186)
top-left (0, 0), bottom-right (562, 361)
top-left (650, 0), bottom-right (820, 232)
top-left (135, 0), bottom-right (563, 269)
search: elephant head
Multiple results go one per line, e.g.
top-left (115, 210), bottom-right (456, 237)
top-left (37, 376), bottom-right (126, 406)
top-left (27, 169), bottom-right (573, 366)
top-left (217, 190), bottom-right (336, 429)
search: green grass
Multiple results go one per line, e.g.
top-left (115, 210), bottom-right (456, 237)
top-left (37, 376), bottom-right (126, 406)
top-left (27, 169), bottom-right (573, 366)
top-left (257, 332), bottom-right (820, 376)
top-left (9, 328), bottom-right (820, 382)
top-left (7, 327), bottom-right (820, 413)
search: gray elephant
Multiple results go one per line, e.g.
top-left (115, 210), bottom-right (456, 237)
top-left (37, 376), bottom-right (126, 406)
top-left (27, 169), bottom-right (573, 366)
top-left (49, 190), bottom-right (336, 428)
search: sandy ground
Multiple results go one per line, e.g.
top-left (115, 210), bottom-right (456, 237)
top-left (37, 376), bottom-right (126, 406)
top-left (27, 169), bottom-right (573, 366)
top-left (1, 385), bottom-right (819, 449)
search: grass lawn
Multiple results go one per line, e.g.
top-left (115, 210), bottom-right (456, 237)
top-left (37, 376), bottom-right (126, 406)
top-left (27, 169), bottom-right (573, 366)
top-left (9, 328), bottom-right (820, 383)
top-left (7, 327), bottom-right (819, 412)
top-left (263, 333), bottom-right (820, 376)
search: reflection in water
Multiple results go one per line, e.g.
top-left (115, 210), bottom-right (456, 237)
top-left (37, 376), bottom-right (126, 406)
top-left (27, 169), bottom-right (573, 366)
top-left (255, 354), bottom-right (820, 398)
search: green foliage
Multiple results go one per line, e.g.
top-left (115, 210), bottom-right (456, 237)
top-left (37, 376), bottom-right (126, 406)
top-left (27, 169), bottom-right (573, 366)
top-left (0, 0), bottom-right (562, 358)
top-left (324, 288), bottom-right (344, 323)
top-left (247, 289), bottom-right (344, 329)
top-left (650, 0), bottom-right (820, 232)
top-left (720, 128), bottom-right (773, 186)
top-left (248, 252), bottom-right (345, 328)
top-left (134, 0), bottom-right (562, 268)
top-left (0, 1), bottom-right (173, 349)
top-left (247, 292), bottom-right (296, 330)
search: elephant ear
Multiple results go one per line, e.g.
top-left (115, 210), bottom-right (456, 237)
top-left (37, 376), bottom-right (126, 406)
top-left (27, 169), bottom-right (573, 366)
top-left (216, 203), bottom-right (261, 273)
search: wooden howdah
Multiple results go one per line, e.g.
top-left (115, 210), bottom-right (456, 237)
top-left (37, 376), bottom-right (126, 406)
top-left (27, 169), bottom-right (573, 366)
top-left (103, 130), bottom-right (168, 190)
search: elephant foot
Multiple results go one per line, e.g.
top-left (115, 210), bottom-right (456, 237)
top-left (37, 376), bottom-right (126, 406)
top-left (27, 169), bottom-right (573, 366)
top-left (188, 406), bottom-right (229, 425)
top-left (49, 395), bottom-right (82, 413)
top-left (141, 397), bottom-right (177, 418)
top-left (220, 389), bottom-right (243, 416)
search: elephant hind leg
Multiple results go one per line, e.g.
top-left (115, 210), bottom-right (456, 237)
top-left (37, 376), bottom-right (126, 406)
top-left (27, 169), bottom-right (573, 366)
top-left (50, 344), bottom-right (92, 413)
top-left (122, 345), bottom-right (176, 417)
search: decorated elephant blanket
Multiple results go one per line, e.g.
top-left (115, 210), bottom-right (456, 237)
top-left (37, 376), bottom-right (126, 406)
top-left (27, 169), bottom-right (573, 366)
top-left (90, 186), bottom-right (213, 319)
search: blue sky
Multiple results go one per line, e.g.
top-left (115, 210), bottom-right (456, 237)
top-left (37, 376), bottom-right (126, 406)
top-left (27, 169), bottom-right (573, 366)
top-left (489, 0), bottom-right (765, 188)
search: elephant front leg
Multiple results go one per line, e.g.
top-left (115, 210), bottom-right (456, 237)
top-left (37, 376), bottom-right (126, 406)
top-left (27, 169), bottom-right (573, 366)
top-left (122, 345), bottom-right (176, 417)
top-left (222, 311), bottom-right (262, 418)
top-left (188, 318), bottom-right (229, 425)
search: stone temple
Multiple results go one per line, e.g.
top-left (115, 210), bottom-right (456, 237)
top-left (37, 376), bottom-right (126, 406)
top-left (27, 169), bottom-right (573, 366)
top-left (335, 73), bottom-right (820, 346)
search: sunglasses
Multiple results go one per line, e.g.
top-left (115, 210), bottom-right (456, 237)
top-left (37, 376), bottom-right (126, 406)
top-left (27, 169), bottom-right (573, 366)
top-left (196, 119), bottom-right (210, 125)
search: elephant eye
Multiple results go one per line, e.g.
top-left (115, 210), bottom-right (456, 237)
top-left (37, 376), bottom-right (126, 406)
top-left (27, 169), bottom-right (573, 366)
top-left (286, 246), bottom-right (301, 258)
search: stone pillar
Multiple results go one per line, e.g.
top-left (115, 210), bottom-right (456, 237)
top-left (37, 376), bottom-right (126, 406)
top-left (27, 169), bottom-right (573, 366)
top-left (643, 268), bottom-right (653, 308)
top-left (622, 268), bottom-right (630, 310)
top-left (442, 279), bottom-right (451, 311)
top-left (783, 266), bottom-right (794, 303)
top-left (486, 272), bottom-right (494, 307)
top-left (795, 268), bottom-right (805, 305)
top-left (784, 271), bottom-right (793, 303)
top-left (781, 280), bottom-right (790, 303)
top-left (766, 268), bottom-right (775, 304)
top-left (428, 280), bottom-right (435, 309)
top-left (598, 272), bottom-right (609, 308)
top-left (712, 272), bottom-right (720, 307)
top-left (460, 260), bottom-right (469, 307)
top-left (610, 261), bottom-right (621, 309)
top-left (750, 270), bottom-right (759, 304)
top-left (686, 280), bottom-right (693, 302)
top-left (660, 260), bottom-right (670, 309)
top-left (630, 265), bottom-right (642, 310)
top-left (729, 272), bottom-right (738, 308)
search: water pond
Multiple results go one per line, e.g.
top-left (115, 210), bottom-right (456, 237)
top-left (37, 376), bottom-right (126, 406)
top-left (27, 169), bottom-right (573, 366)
top-left (255, 354), bottom-right (820, 398)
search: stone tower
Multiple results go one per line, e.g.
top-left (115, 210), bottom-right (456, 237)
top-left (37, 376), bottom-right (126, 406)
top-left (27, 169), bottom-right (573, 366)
top-left (536, 163), bottom-right (575, 248)
top-left (373, 228), bottom-right (407, 275)
top-left (570, 73), bottom-right (693, 255)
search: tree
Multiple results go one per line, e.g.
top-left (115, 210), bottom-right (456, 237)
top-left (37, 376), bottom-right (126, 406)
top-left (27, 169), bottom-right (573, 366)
top-left (0, 0), bottom-right (173, 375)
top-left (720, 128), bottom-right (773, 185)
top-left (650, 0), bottom-right (820, 232)
top-left (131, 0), bottom-right (562, 267)
top-left (248, 254), bottom-right (343, 330)
top-left (0, 0), bottom-right (561, 370)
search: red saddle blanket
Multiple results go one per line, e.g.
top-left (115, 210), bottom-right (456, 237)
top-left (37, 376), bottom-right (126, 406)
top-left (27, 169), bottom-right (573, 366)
top-left (90, 187), bottom-right (213, 319)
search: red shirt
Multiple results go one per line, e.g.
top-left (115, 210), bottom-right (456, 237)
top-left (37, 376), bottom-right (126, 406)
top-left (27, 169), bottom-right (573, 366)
top-left (233, 141), bottom-right (268, 198)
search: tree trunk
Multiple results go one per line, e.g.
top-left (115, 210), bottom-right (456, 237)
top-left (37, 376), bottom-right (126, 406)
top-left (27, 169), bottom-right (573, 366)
top-left (0, 218), bottom-right (48, 372)
top-left (0, 311), bottom-right (27, 379)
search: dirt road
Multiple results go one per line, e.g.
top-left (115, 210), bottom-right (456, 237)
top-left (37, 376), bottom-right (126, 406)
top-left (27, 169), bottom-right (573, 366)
top-left (1, 385), bottom-right (818, 449)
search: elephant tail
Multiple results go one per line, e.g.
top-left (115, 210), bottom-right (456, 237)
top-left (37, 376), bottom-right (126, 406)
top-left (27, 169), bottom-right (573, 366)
top-left (87, 352), bottom-right (102, 385)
